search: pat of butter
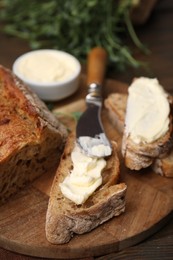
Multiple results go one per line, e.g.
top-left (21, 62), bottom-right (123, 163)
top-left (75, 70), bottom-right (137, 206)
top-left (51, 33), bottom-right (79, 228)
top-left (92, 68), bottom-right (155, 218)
top-left (78, 135), bottom-right (112, 157)
top-left (59, 144), bottom-right (106, 205)
top-left (16, 50), bottom-right (77, 83)
top-left (125, 77), bottom-right (170, 144)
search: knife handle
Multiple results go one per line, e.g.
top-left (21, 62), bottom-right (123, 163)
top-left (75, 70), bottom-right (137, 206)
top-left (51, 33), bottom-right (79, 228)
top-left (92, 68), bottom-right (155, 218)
top-left (87, 47), bottom-right (108, 86)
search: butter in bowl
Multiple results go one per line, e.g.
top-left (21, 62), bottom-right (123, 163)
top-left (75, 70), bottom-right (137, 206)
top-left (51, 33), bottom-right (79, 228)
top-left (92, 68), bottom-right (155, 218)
top-left (12, 49), bottom-right (81, 101)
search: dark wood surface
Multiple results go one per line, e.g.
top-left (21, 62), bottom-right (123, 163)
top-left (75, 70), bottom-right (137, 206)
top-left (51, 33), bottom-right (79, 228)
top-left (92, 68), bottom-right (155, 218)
top-left (0, 78), bottom-right (172, 260)
top-left (0, 0), bottom-right (173, 259)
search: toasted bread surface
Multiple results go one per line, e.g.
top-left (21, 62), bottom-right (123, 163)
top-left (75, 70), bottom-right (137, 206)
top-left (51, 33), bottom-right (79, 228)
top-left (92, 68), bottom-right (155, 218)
top-left (104, 93), bottom-right (127, 134)
top-left (0, 65), bottom-right (67, 204)
top-left (45, 133), bottom-right (127, 244)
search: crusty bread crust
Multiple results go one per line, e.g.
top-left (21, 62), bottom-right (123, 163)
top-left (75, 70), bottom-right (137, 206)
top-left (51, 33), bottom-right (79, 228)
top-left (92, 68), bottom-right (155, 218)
top-left (122, 145), bottom-right (153, 170)
top-left (122, 121), bottom-right (173, 158)
top-left (152, 150), bottom-right (173, 178)
top-left (105, 92), bottom-right (173, 175)
top-left (0, 65), bottom-right (67, 204)
top-left (45, 133), bottom-right (127, 244)
top-left (122, 122), bottom-right (173, 170)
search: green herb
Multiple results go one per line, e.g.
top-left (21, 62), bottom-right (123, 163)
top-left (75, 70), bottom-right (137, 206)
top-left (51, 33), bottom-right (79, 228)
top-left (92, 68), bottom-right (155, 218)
top-left (53, 111), bottom-right (82, 122)
top-left (0, 0), bottom-right (147, 70)
top-left (72, 111), bottom-right (83, 121)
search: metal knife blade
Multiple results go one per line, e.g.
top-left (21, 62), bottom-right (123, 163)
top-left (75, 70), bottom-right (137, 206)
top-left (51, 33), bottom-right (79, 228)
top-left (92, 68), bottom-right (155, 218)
top-left (76, 47), bottom-right (112, 158)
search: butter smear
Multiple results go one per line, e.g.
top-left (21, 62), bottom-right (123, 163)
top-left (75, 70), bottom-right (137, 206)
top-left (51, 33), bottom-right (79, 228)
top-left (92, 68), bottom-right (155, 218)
top-left (59, 144), bottom-right (106, 205)
top-left (125, 77), bottom-right (170, 144)
top-left (78, 135), bottom-right (112, 157)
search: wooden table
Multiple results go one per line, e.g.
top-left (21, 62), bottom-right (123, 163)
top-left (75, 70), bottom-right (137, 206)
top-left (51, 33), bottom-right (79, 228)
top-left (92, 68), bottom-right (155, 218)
top-left (0, 0), bottom-right (173, 259)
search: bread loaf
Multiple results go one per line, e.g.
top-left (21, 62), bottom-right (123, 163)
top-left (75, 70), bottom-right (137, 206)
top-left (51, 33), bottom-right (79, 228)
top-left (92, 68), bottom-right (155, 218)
top-left (0, 65), bottom-right (68, 204)
top-left (45, 133), bottom-right (127, 244)
top-left (105, 92), bottom-right (173, 177)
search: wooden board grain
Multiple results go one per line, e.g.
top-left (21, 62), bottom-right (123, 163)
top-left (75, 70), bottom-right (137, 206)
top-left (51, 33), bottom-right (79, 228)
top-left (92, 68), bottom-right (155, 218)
top-left (0, 78), bottom-right (172, 259)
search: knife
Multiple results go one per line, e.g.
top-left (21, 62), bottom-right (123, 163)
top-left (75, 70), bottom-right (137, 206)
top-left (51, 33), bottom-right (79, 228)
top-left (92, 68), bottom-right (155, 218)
top-left (76, 47), bottom-right (112, 158)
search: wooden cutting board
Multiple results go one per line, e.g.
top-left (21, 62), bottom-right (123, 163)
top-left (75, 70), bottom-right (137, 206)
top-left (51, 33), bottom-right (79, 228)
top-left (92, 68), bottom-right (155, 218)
top-left (0, 78), bottom-right (172, 259)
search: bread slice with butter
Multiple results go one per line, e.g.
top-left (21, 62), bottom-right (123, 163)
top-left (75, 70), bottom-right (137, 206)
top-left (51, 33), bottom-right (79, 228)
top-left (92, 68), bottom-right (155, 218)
top-left (0, 65), bottom-right (67, 204)
top-left (45, 133), bottom-right (127, 244)
top-left (104, 79), bottom-right (173, 177)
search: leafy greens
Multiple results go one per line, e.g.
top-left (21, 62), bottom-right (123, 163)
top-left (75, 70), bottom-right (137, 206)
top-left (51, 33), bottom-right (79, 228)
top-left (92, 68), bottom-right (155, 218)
top-left (0, 0), bottom-right (147, 70)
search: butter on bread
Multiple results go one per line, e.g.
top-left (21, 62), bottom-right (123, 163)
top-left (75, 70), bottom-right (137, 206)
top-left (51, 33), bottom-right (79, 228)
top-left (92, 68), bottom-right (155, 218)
top-left (0, 65), bottom-right (67, 204)
top-left (105, 89), bottom-right (173, 177)
top-left (45, 133), bottom-right (127, 244)
top-left (122, 78), bottom-right (173, 170)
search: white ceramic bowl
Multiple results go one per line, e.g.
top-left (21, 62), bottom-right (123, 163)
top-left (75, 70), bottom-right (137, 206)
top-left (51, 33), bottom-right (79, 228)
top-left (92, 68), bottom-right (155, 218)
top-left (12, 49), bottom-right (81, 101)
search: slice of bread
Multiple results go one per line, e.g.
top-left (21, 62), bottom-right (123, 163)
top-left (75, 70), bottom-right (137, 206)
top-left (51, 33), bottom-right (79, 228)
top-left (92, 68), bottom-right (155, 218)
top-left (152, 150), bottom-right (173, 178)
top-left (0, 65), bottom-right (68, 204)
top-left (104, 93), bottom-right (127, 134)
top-left (105, 92), bottom-right (173, 177)
top-left (45, 133), bottom-right (127, 244)
top-left (105, 93), bottom-right (154, 169)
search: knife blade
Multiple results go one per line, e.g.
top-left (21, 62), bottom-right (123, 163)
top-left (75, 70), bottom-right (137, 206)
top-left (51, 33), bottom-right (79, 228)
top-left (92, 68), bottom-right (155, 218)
top-left (76, 47), bottom-right (112, 158)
